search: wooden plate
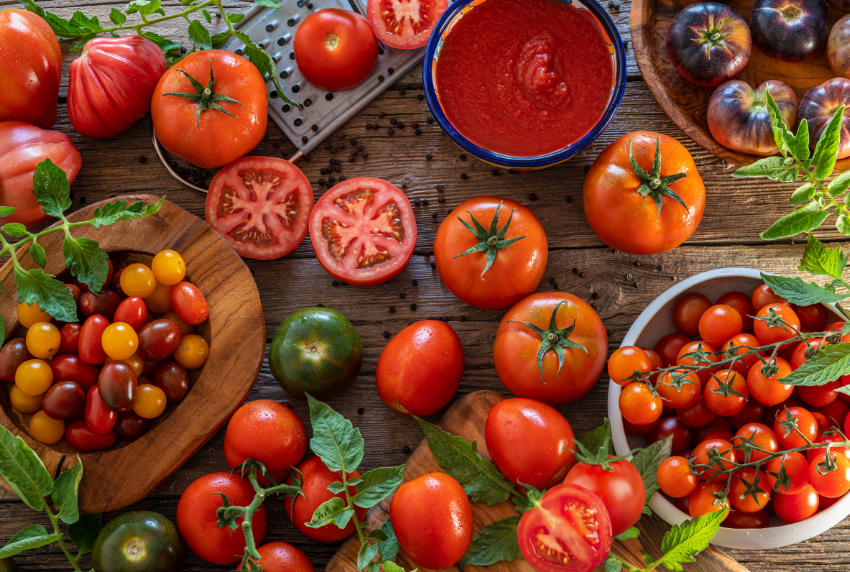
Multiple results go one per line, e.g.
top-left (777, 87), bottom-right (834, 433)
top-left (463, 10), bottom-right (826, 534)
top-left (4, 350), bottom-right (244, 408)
top-left (0, 195), bottom-right (265, 514)
top-left (631, 0), bottom-right (850, 169)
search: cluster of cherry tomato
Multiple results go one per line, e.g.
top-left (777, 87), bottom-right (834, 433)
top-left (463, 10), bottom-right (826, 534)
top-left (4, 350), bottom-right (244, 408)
top-left (1, 250), bottom-right (210, 452)
top-left (613, 281), bottom-right (850, 527)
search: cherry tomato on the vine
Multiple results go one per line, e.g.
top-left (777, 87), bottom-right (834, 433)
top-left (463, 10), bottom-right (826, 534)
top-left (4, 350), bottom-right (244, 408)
top-left (754, 303), bottom-right (801, 347)
top-left (704, 369), bottom-right (748, 416)
top-left (731, 422), bottom-right (778, 462)
top-left (729, 467), bottom-right (770, 513)
top-left (692, 438), bottom-right (738, 482)
top-left (698, 304), bottom-right (743, 346)
top-left (608, 346), bottom-right (653, 387)
top-left (657, 369), bottom-right (701, 409)
top-left (774, 406), bottom-right (819, 449)
top-left (688, 482), bottom-right (729, 518)
top-left (654, 333), bottom-right (691, 367)
top-left (810, 451), bottom-right (850, 498)
top-left (619, 382), bottom-right (663, 426)
top-left (658, 456), bottom-right (698, 498)
top-left (677, 394), bottom-right (718, 428)
top-left (751, 283), bottom-right (787, 312)
top-left (747, 357), bottom-right (793, 406)
top-left (676, 341), bottom-right (720, 385)
top-left (773, 483), bottom-right (818, 524)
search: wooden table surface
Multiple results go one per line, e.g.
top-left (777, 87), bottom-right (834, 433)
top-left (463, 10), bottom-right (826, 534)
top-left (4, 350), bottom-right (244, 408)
top-left (2, 0), bottom-right (849, 570)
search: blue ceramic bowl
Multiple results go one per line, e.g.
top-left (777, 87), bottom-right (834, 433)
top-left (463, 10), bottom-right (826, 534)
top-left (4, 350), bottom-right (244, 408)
top-left (422, 0), bottom-right (627, 169)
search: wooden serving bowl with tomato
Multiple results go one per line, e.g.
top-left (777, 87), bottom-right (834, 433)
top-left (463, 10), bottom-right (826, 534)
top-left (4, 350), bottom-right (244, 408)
top-left (0, 195), bottom-right (265, 514)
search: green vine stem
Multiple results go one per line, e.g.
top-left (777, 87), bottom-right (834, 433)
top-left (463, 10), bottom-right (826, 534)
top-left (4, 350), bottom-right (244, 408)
top-left (99, 0), bottom-right (216, 35)
top-left (45, 507), bottom-right (82, 572)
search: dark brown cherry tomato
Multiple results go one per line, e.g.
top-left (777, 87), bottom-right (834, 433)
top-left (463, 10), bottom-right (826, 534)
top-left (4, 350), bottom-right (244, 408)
top-left (111, 267), bottom-right (127, 298)
top-left (170, 282), bottom-right (208, 326)
top-left (750, 0), bottom-right (828, 63)
top-left (654, 333), bottom-right (691, 367)
top-left (798, 78), bottom-right (850, 160)
top-left (50, 354), bottom-right (99, 392)
top-left (725, 508), bottom-right (769, 529)
top-left (115, 410), bottom-right (151, 441)
top-left (648, 416), bottom-right (693, 456)
top-left (85, 386), bottom-right (117, 436)
top-left (666, 2), bottom-right (751, 87)
top-left (98, 361), bottom-right (137, 412)
top-left (79, 288), bottom-right (120, 320)
top-left (66, 283), bottom-right (82, 305)
top-left (792, 303), bottom-right (829, 332)
top-left (622, 417), bottom-right (659, 436)
top-left (727, 398), bottom-right (765, 429)
top-left (153, 361), bottom-right (190, 402)
top-left (0, 338), bottom-right (32, 382)
top-left (717, 291), bottom-right (756, 333)
top-left (79, 314), bottom-right (110, 365)
top-left (114, 297), bottom-right (148, 332)
top-left (65, 419), bottom-right (116, 452)
top-left (58, 323), bottom-right (81, 355)
top-left (673, 292), bottom-right (711, 337)
top-left (42, 382), bottom-right (85, 420)
top-left (137, 319), bottom-right (182, 361)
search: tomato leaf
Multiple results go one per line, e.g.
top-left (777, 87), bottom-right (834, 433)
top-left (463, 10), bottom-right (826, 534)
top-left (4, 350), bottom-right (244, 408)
top-left (784, 343), bottom-right (850, 387)
top-left (187, 20), bottom-right (212, 50)
top-left (233, 30), bottom-right (300, 109)
top-left (211, 30), bottom-right (232, 49)
top-left (377, 518), bottom-right (399, 563)
top-left (255, 0), bottom-right (283, 7)
top-left (68, 513), bottom-right (102, 555)
top-left (0, 425), bottom-right (52, 512)
top-left (126, 0), bottom-right (164, 17)
top-left (812, 106), bottom-right (845, 180)
top-left (788, 119), bottom-right (810, 162)
top-left (69, 11), bottom-right (105, 34)
top-left (15, 267), bottom-right (77, 323)
top-left (580, 418), bottom-right (612, 456)
top-left (761, 273), bottom-right (849, 306)
top-left (0, 316), bottom-right (6, 347)
top-left (200, 9), bottom-right (212, 23)
top-left (415, 417), bottom-right (518, 506)
top-left (630, 434), bottom-right (672, 505)
top-left (789, 183), bottom-right (816, 205)
top-left (229, 13), bottom-right (246, 23)
top-left (29, 242), bottom-right (46, 269)
top-left (351, 466), bottom-right (404, 508)
top-left (305, 497), bottom-right (355, 530)
top-left (656, 509), bottom-right (728, 571)
top-left (307, 394), bottom-right (364, 474)
top-left (63, 236), bottom-right (110, 295)
top-left (19, 1), bottom-right (90, 39)
top-left (799, 233), bottom-right (847, 279)
top-left (51, 461), bottom-right (83, 525)
top-left (89, 197), bottom-right (164, 229)
top-left (604, 555), bottom-right (624, 572)
top-left (837, 214), bottom-right (850, 236)
top-left (765, 89), bottom-right (793, 159)
top-left (2, 223), bottom-right (28, 238)
top-left (0, 206), bottom-right (14, 217)
top-left (382, 563), bottom-right (416, 572)
top-left (31, 159), bottom-right (72, 219)
top-left (616, 526), bottom-right (641, 541)
top-left (0, 525), bottom-right (62, 559)
top-left (140, 31), bottom-right (182, 55)
top-left (459, 516), bottom-right (522, 567)
top-left (110, 8), bottom-right (127, 25)
top-left (733, 156), bottom-right (798, 182)
top-left (358, 541), bottom-right (379, 570)
top-left (761, 202), bottom-right (828, 240)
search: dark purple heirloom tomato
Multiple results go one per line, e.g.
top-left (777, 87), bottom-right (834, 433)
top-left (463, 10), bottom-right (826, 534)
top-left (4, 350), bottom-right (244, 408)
top-left (666, 2), bottom-right (751, 87)
top-left (708, 80), bottom-right (798, 155)
top-left (750, 0), bottom-right (829, 63)
top-left (798, 78), bottom-right (850, 160)
top-left (828, 14), bottom-right (850, 79)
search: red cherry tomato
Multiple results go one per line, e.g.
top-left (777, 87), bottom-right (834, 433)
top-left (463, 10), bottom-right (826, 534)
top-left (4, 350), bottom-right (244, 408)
top-left (657, 456), bottom-right (698, 498)
top-left (673, 292), bottom-right (712, 337)
top-left (622, 417), bottom-right (660, 435)
top-left (724, 508), bottom-right (769, 528)
top-left (677, 394), bottom-right (717, 428)
top-left (807, 433), bottom-right (850, 463)
top-left (608, 346), bottom-right (653, 386)
top-left (726, 398), bottom-right (765, 429)
top-left (692, 438), bottom-right (738, 482)
top-left (721, 333), bottom-right (762, 375)
top-left (565, 459), bottom-right (645, 537)
top-left (751, 283), bottom-right (787, 312)
top-left (813, 399), bottom-right (849, 428)
top-left (654, 333), bottom-right (691, 367)
top-left (58, 323), bottom-right (81, 355)
top-left (699, 304), bottom-right (743, 346)
top-left (79, 288), bottom-right (120, 320)
top-left (42, 382), bottom-right (86, 420)
top-left (717, 291), bottom-right (755, 332)
top-left (115, 410), bottom-right (151, 441)
top-left (694, 414), bottom-right (733, 444)
top-left (729, 467), bottom-right (771, 513)
top-left (799, 379), bottom-right (840, 408)
top-left (809, 451), bottom-right (850, 498)
top-left (78, 315), bottom-right (110, 366)
top-left (703, 369), bottom-right (748, 416)
top-left (114, 297), bottom-right (149, 332)
top-left (774, 406), bottom-right (819, 449)
top-left (688, 482), bottom-right (730, 518)
top-left (648, 416), bottom-right (693, 456)
top-left (747, 357), bottom-right (793, 406)
top-left (84, 386), bottom-right (117, 436)
top-left (657, 369), bottom-right (701, 409)
top-left (676, 341), bottom-right (720, 385)
top-left (97, 361), bottom-right (137, 412)
top-left (754, 303), bottom-right (801, 347)
top-left (137, 319), bottom-right (182, 361)
top-left (792, 303), bottom-right (829, 332)
top-left (731, 422), bottom-right (778, 462)
top-left (237, 542), bottom-right (314, 572)
top-left (50, 354), bottom-right (99, 392)
top-left (366, 0), bottom-right (448, 49)
top-left (641, 347), bottom-right (664, 383)
top-left (773, 483), bottom-right (818, 524)
top-left (790, 338), bottom-right (828, 370)
top-left (64, 419), bottom-right (116, 452)
top-left (619, 382), bottom-right (663, 426)
top-left (170, 282), bottom-right (208, 326)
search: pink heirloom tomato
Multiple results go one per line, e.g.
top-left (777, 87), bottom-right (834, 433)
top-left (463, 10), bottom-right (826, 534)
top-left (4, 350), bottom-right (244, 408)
top-left (828, 15), bottom-right (850, 79)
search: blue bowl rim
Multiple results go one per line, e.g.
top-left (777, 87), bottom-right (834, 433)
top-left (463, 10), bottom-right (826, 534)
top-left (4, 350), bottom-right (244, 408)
top-left (422, 0), bottom-right (627, 168)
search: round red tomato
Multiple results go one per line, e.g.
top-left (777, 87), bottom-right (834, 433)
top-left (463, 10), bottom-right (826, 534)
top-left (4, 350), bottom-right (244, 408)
top-left (434, 197), bottom-right (548, 310)
top-left (648, 416), bottom-right (693, 456)
top-left (654, 332), bottom-right (691, 366)
top-left (485, 397), bottom-right (576, 489)
top-left (390, 472), bottom-right (472, 570)
top-left (564, 459), bottom-right (645, 537)
top-left (746, 357), bottom-right (793, 406)
top-left (151, 50), bottom-right (267, 169)
top-left (176, 472), bottom-right (267, 565)
top-left (309, 177), bottom-right (416, 285)
top-left (751, 283), bottom-right (787, 312)
top-left (688, 482), bottom-right (729, 518)
top-left (0, 121), bottom-right (81, 229)
top-left (238, 542), bottom-right (314, 572)
top-left (64, 419), bottom-right (116, 452)
top-left (673, 292), bottom-right (711, 337)
top-left (0, 9), bottom-right (61, 128)
top-left (699, 304), bottom-right (743, 346)
top-left (583, 131), bottom-right (705, 255)
top-left (223, 400), bottom-right (307, 486)
top-left (494, 293), bottom-right (607, 406)
top-left (517, 483), bottom-right (612, 572)
top-left (773, 483), bottom-right (819, 524)
top-left (376, 320), bottom-right (464, 416)
top-left (810, 451), bottom-right (850, 497)
top-left (294, 9), bottom-right (378, 91)
top-left (206, 157), bottom-right (314, 260)
top-left (68, 36), bottom-right (166, 138)
top-left (367, 0), bottom-right (448, 49)
top-left (754, 303), bottom-right (800, 346)
top-left (717, 291), bottom-right (755, 332)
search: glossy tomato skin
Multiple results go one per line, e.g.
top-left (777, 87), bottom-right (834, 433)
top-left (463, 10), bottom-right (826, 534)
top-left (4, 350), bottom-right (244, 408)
top-left (583, 131), bottom-right (705, 255)
top-left (725, 508), bottom-right (769, 529)
top-left (494, 293), bottom-right (607, 406)
top-left (80, 288), bottom-right (120, 320)
top-left (648, 416), bottom-right (693, 456)
top-left (390, 473), bottom-right (472, 570)
top-left (137, 319), bottom-right (182, 361)
top-left (367, 0), bottom-right (447, 48)
top-left (115, 410), bottom-right (151, 441)
top-left (655, 333), bottom-right (691, 367)
top-left (0, 10), bottom-right (61, 128)
top-left (177, 472), bottom-right (267, 565)
top-left (717, 291), bottom-right (756, 333)
top-left (0, 338), bottom-right (32, 382)
top-left (309, 177), bottom-right (416, 285)
top-left (85, 386), bottom-right (117, 436)
top-left (434, 197), bottom-right (548, 310)
top-left (170, 282), bottom-right (208, 326)
top-left (151, 50), bottom-right (267, 169)
top-left (750, 0), bottom-right (828, 63)
top-left (485, 398), bottom-right (576, 489)
top-left (284, 457), bottom-right (365, 542)
top-left (92, 511), bottom-right (185, 572)
top-left (799, 78), bottom-right (850, 160)
top-left (673, 292), bottom-right (711, 337)
top-left (98, 361), bottom-right (137, 412)
top-left (114, 297), bottom-right (148, 331)
top-left (50, 354), bottom-right (99, 392)
top-left (79, 315), bottom-right (110, 365)
top-left (0, 121), bottom-right (82, 229)
top-left (69, 36), bottom-right (167, 138)
top-left (65, 419), bottom-right (117, 452)
top-left (565, 459), bottom-right (645, 537)
top-left (42, 382), bottom-right (86, 420)
top-left (376, 320), bottom-right (464, 416)
top-left (295, 9), bottom-right (378, 91)
top-left (773, 483), bottom-right (819, 523)
top-left (58, 324), bottom-right (81, 355)
top-left (153, 361), bottom-right (190, 402)
top-left (206, 157), bottom-right (314, 260)
top-left (237, 543), bottom-right (314, 572)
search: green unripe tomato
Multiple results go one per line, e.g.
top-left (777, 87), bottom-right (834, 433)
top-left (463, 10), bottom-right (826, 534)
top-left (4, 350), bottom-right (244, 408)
top-left (92, 511), bottom-right (185, 572)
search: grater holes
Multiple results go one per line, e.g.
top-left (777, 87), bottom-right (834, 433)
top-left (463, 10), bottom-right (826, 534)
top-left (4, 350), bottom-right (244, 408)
top-left (292, 84), bottom-right (301, 93)
top-left (325, 93), bottom-right (333, 101)
top-left (294, 118), bottom-right (303, 126)
top-left (304, 99), bottom-right (313, 107)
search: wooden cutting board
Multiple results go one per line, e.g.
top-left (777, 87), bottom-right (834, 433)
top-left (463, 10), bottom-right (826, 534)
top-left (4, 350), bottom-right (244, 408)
top-left (327, 390), bottom-right (749, 572)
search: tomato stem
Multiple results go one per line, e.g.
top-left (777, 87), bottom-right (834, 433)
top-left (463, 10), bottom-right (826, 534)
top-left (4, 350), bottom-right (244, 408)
top-left (453, 201), bottom-right (528, 279)
top-left (45, 506), bottom-right (82, 571)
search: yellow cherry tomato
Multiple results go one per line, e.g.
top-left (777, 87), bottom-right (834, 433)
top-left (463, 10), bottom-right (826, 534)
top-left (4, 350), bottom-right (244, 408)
top-left (26, 322), bottom-right (61, 359)
top-left (120, 263), bottom-right (157, 298)
top-left (29, 410), bottom-right (65, 444)
top-left (133, 384), bottom-right (167, 419)
top-left (11, 385), bottom-right (44, 414)
top-left (152, 250), bottom-right (186, 286)
top-left (17, 301), bottom-right (51, 328)
top-left (15, 359), bottom-right (53, 396)
top-left (102, 322), bottom-right (139, 360)
top-left (144, 280), bottom-right (173, 314)
top-left (163, 311), bottom-right (193, 337)
top-left (107, 353), bottom-right (145, 378)
top-left (173, 334), bottom-right (209, 370)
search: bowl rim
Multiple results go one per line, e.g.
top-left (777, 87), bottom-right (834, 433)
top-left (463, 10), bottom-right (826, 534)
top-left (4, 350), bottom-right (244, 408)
top-left (608, 267), bottom-right (850, 549)
top-left (421, 0), bottom-right (627, 168)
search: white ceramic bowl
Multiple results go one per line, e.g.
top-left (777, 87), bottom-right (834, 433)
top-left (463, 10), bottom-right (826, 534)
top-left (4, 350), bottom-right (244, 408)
top-left (608, 267), bottom-right (850, 549)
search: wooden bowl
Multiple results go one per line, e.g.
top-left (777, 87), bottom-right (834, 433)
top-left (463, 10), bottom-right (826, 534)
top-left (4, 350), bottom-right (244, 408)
top-left (631, 0), bottom-right (850, 169)
top-left (0, 195), bottom-right (265, 514)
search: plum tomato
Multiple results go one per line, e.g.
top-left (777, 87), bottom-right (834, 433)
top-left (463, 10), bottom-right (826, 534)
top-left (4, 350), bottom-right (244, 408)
top-left (173, 334), bottom-right (209, 370)
top-left (270, 308), bottom-right (362, 400)
top-left (700, 305), bottom-right (743, 346)
top-left (113, 297), bottom-right (148, 332)
top-left (133, 385), bottom-right (167, 419)
top-left (224, 400), bottom-right (307, 486)
top-left (722, 333), bottom-right (763, 375)
top-left (237, 542), bottom-right (314, 572)
top-left (50, 354), bottom-right (99, 392)
top-left (153, 361), bottom-right (190, 402)
top-left (376, 320), bottom-right (464, 416)
top-left (608, 346), bottom-right (653, 386)
top-left (658, 456), bottom-right (698, 498)
top-left (115, 410), bottom-right (151, 441)
top-left (25, 322), bottom-right (60, 359)
top-left (677, 394), bottom-right (717, 428)
top-left (16, 301), bottom-right (51, 328)
top-left (309, 177), bottom-right (416, 285)
top-left (91, 511), bottom-right (185, 572)
top-left (749, 0), bottom-right (828, 63)
top-left (565, 459), bottom-right (645, 537)
top-left (717, 291), bottom-right (756, 332)
top-left (137, 319), bottom-right (183, 362)
top-left (725, 508), bottom-right (769, 529)
top-left (727, 398), bottom-right (765, 429)
top-left (284, 457), bottom-right (365, 542)
top-left (120, 264), bottom-right (157, 299)
top-left (657, 370), bottom-right (701, 409)
top-left (79, 314), bottom-right (110, 365)
top-left (773, 483), bottom-right (819, 523)
top-left (754, 303), bottom-right (800, 347)
top-left (793, 303), bottom-right (829, 332)
top-left (517, 483), bottom-right (612, 572)
top-left (673, 293), bottom-right (712, 337)
top-left (828, 14), bottom-right (850, 78)
top-left (704, 369), bottom-right (748, 416)
top-left (485, 398), bottom-right (577, 490)
top-left (774, 406), bottom-right (819, 449)
top-left (434, 197), bottom-right (548, 310)
top-left (11, 386), bottom-right (43, 414)
top-left (810, 451), bottom-right (850, 497)
top-left (798, 78), bottom-right (850, 160)
top-left (177, 472), bottom-right (268, 565)
top-left (367, 0), bottom-right (447, 49)
top-left (390, 473), bottom-right (472, 569)
top-left (732, 422), bottom-right (778, 462)
top-left (80, 288), bottom-right (121, 320)
top-left (688, 481), bottom-right (730, 518)
top-left (58, 323), bottom-right (81, 355)
top-left (15, 359), bottom-right (53, 397)
top-left (708, 80), bottom-right (798, 156)
top-left (42, 382), bottom-right (85, 420)
top-left (654, 333), bottom-right (691, 367)
top-left (649, 416), bottom-right (694, 456)
top-left (676, 341), bottom-right (720, 385)
top-left (294, 9), bottom-right (378, 91)
top-left (85, 386), bottom-right (117, 436)
top-left (666, 2), bottom-right (751, 87)
top-left (0, 338), bottom-right (32, 382)
top-left (747, 357), bottom-right (793, 405)
top-left (29, 410), bottom-right (64, 444)
top-left (495, 293), bottom-right (607, 406)
top-left (143, 280), bottom-right (173, 314)
top-left (751, 283), bottom-right (787, 312)
top-left (151, 250), bottom-right (186, 286)
top-left (65, 419), bottom-right (117, 452)
top-left (170, 282), bottom-right (208, 326)
top-left (692, 438), bottom-right (738, 481)
top-left (98, 361), bottom-right (138, 412)
top-left (102, 322), bottom-right (139, 361)
top-left (730, 467), bottom-right (771, 513)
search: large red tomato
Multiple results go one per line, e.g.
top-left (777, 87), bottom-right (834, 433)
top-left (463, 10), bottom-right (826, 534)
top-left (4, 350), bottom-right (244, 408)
top-left (583, 131), bottom-right (705, 255)
top-left (176, 472), bottom-right (268, 565)
top-left (367, 0), bottom-right (448, 49)
top-left (389, 472), bottom-right (473, 570)
top-left (376, 320), bottom-right (464, 416)
top-left (68, 36), bottom-right (167, 138)
top-left (206, 157), bottom-right (314, 260)
top-left (0, 122), bottom-right (82, 229)
top-left (564, 459), bottom-right (646, 537)
top-left (0, 9), bottom-right (61, 128)
top-left (309, 177), bottom-right (417, 285)
top-left (151, 50), bottom-right (267, 169)
top-left (494, 293), bottom-right (607, 405)
top-left (238, 542), bottom-right (314, 572)
top-left (434, 197), bottom-right (548, 310)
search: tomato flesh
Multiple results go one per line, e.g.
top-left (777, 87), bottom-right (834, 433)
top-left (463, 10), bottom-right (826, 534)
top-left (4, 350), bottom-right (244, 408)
top-left (367, 0), bottom-right (448, 49)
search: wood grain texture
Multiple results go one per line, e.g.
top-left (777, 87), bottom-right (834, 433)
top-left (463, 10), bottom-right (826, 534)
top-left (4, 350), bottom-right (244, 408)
top-left (0, 196), bottom-right (265, 514)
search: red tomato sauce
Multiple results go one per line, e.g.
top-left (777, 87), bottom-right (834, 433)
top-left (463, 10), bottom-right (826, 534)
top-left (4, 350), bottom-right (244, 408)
top-left (434, 0), bottom-right (615, 157)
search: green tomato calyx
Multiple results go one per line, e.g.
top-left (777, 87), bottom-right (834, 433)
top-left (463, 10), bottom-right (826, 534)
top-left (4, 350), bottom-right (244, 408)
top-left (162, 60), bottom-right (244, 129)
top-left (454, 201), bottom-right (528, 279)
top-left (629, 137), bottom-right (689, 218)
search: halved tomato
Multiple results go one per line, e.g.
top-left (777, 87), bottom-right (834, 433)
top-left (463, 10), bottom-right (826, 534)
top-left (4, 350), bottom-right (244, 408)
top-left (205, 157), bottom-right (314, 260)
top-left (366, 0), bottom-right (448, 49)
top-left (309, 177), bottom-right (416, 285)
